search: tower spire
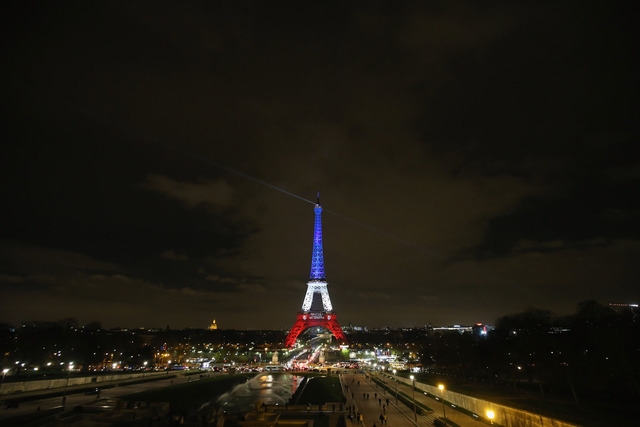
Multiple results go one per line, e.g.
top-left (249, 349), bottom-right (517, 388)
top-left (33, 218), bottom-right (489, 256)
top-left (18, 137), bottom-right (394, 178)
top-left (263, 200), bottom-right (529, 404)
top-left (310, 195), bottom-right (325, 281)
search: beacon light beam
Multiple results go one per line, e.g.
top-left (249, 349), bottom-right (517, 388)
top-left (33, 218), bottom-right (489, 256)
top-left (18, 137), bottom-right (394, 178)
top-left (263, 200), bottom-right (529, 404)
top-left (162, 142), bottom-right (317, 206)
top-left (98, 111), bottom-right (443, 256)
top-left (323, 207), bottom-right (445, 259)
top-left (158, 140), bottom-right (442, 256)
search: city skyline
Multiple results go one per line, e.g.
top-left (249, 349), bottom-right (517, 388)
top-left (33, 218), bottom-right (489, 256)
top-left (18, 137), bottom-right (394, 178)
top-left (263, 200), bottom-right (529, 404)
top-left (2, 2), bottom-right (638, 329)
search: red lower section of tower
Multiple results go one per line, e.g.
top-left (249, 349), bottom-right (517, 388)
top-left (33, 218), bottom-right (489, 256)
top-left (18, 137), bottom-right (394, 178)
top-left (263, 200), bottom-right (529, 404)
top-left (285, 312), bottom-right (347, 348)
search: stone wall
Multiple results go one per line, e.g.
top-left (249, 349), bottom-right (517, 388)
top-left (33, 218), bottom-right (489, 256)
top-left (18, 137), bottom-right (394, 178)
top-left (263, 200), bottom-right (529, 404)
top-left (0, 371), bottom-right (168, 395)
top-left (394, 376), bottom-right (578, 427)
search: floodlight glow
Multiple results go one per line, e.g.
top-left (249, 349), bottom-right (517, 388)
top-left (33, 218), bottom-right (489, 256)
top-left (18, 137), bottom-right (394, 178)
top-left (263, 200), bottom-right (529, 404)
top-left (310, 203), bottom-right (325, 280)
top-left (487, 410), bottom-right (495, 419)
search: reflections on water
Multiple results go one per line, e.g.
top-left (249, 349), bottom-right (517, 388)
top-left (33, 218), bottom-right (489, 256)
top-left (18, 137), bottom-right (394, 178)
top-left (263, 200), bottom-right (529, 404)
top-left (217, 373), bottom-right (304, 414)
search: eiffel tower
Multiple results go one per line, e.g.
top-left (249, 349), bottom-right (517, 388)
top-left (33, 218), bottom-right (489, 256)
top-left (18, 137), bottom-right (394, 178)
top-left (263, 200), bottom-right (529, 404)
top-left (284, 194), bottom-right (347, 348)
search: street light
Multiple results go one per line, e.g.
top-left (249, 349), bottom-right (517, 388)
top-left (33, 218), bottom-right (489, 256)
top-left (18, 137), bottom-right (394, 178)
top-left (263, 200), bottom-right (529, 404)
top-left (393, 369), bottom-right (398, 404)
top-left (438, 384), bottom-right (447, 423)
top-left (410, 375), bottom-right (417, 421)
top-left (487, 410), bottom-right (495, 425)
top-left (63, 363), bottom-right (73, 407)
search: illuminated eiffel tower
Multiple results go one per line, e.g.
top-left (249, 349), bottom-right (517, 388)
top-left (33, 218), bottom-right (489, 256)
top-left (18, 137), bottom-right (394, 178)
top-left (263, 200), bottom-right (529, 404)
top-left (284, 194), bottom-right (347, 348)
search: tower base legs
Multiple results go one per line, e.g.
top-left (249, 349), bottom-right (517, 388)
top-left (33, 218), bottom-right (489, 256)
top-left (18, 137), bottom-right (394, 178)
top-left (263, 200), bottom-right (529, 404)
top-left (285, 312), bottom-right (347, 348)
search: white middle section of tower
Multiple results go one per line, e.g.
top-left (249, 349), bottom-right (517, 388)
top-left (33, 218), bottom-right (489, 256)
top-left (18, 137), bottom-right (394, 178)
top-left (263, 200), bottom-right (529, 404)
top-left (301, 281), bottom-right (333, 312)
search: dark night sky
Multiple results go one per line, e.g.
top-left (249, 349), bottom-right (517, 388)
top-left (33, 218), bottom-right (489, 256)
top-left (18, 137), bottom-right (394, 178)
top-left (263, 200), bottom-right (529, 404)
top-left (2, 1), bottom-right (639, 329)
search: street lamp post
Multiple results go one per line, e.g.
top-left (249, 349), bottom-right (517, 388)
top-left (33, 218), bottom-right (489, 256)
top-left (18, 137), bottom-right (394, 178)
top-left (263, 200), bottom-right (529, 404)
top-left (487, 410), bottom-right (495, 425)
top-left (1, 368), bottom-right (9, 388)
top-left (438, 384), bottom-right (447, 424)
top-left (393, 369), bottom-right (398, 404)
top-left (410, 375), bottom-right (417, 421)
top-left (62, 363), bottom-right (73, 407)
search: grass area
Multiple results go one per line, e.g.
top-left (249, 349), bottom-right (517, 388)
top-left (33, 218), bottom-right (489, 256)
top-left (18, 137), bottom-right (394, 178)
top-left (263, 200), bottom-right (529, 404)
top-left (296, 375), bottom-right (344, 405)
top-left (121, 374), bottom-right (252, 413)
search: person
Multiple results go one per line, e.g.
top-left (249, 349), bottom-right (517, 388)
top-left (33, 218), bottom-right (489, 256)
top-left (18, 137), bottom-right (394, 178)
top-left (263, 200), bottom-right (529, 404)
top-left (379, 414), bottom-right (384, 424)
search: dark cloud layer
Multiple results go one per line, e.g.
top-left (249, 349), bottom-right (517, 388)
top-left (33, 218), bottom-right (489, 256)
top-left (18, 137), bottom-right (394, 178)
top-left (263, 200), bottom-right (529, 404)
top-left (2, 1), bottom-right (638, 329)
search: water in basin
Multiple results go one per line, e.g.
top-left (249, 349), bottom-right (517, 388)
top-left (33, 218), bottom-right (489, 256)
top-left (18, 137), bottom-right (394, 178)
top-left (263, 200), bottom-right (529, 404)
top-left (216, 372), bottom-right (304, 414)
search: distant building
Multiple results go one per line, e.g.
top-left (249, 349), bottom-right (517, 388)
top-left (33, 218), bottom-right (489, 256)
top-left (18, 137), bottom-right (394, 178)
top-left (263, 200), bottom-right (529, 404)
top-left (431, 323), bottom-right (494, 336)
top-left (609, 303), bottom-right (639, 318)
top-left (432, 324), bottom-right (472, 334)
top-left (208, 319), bottom-right (218, 330)
top-left (343, 323), bottom-right (367, 333)
top-left (609, 303), bottom-right (638, 310)
top-left (472, 323), bottom-right (494, 336)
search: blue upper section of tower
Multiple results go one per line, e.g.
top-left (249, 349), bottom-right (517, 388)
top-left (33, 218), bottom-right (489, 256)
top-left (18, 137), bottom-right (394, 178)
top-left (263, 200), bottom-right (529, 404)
top-left (310, 193), bottom-right (325, 281)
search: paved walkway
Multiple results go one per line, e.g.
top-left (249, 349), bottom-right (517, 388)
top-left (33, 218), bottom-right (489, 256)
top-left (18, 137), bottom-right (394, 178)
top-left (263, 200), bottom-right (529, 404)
top-left (340, 372), bottom-right (481, 426)
top-left (341, 372), bottom-right (420, 426)
top-left (370, 372), bottom-right (481, 427)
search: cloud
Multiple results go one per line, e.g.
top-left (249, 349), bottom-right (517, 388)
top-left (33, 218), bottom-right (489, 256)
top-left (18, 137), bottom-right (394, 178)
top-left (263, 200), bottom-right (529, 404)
top-left (204, 274), bottom-right (238, 284)
top-left (355, 291), bottom-right (392, 300)
top-left (161, 250), bottom-right (188, 261)
top-left (3, 2), bottom-right (638, 330)
top-left (236, 283), bottom-right (267, 293)
top-left (141, 174), bottom-right (234, 209)
top-left (0, 240), bottom-right (120, 275)
top-left (0, 274), bottom-right (26, 284)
